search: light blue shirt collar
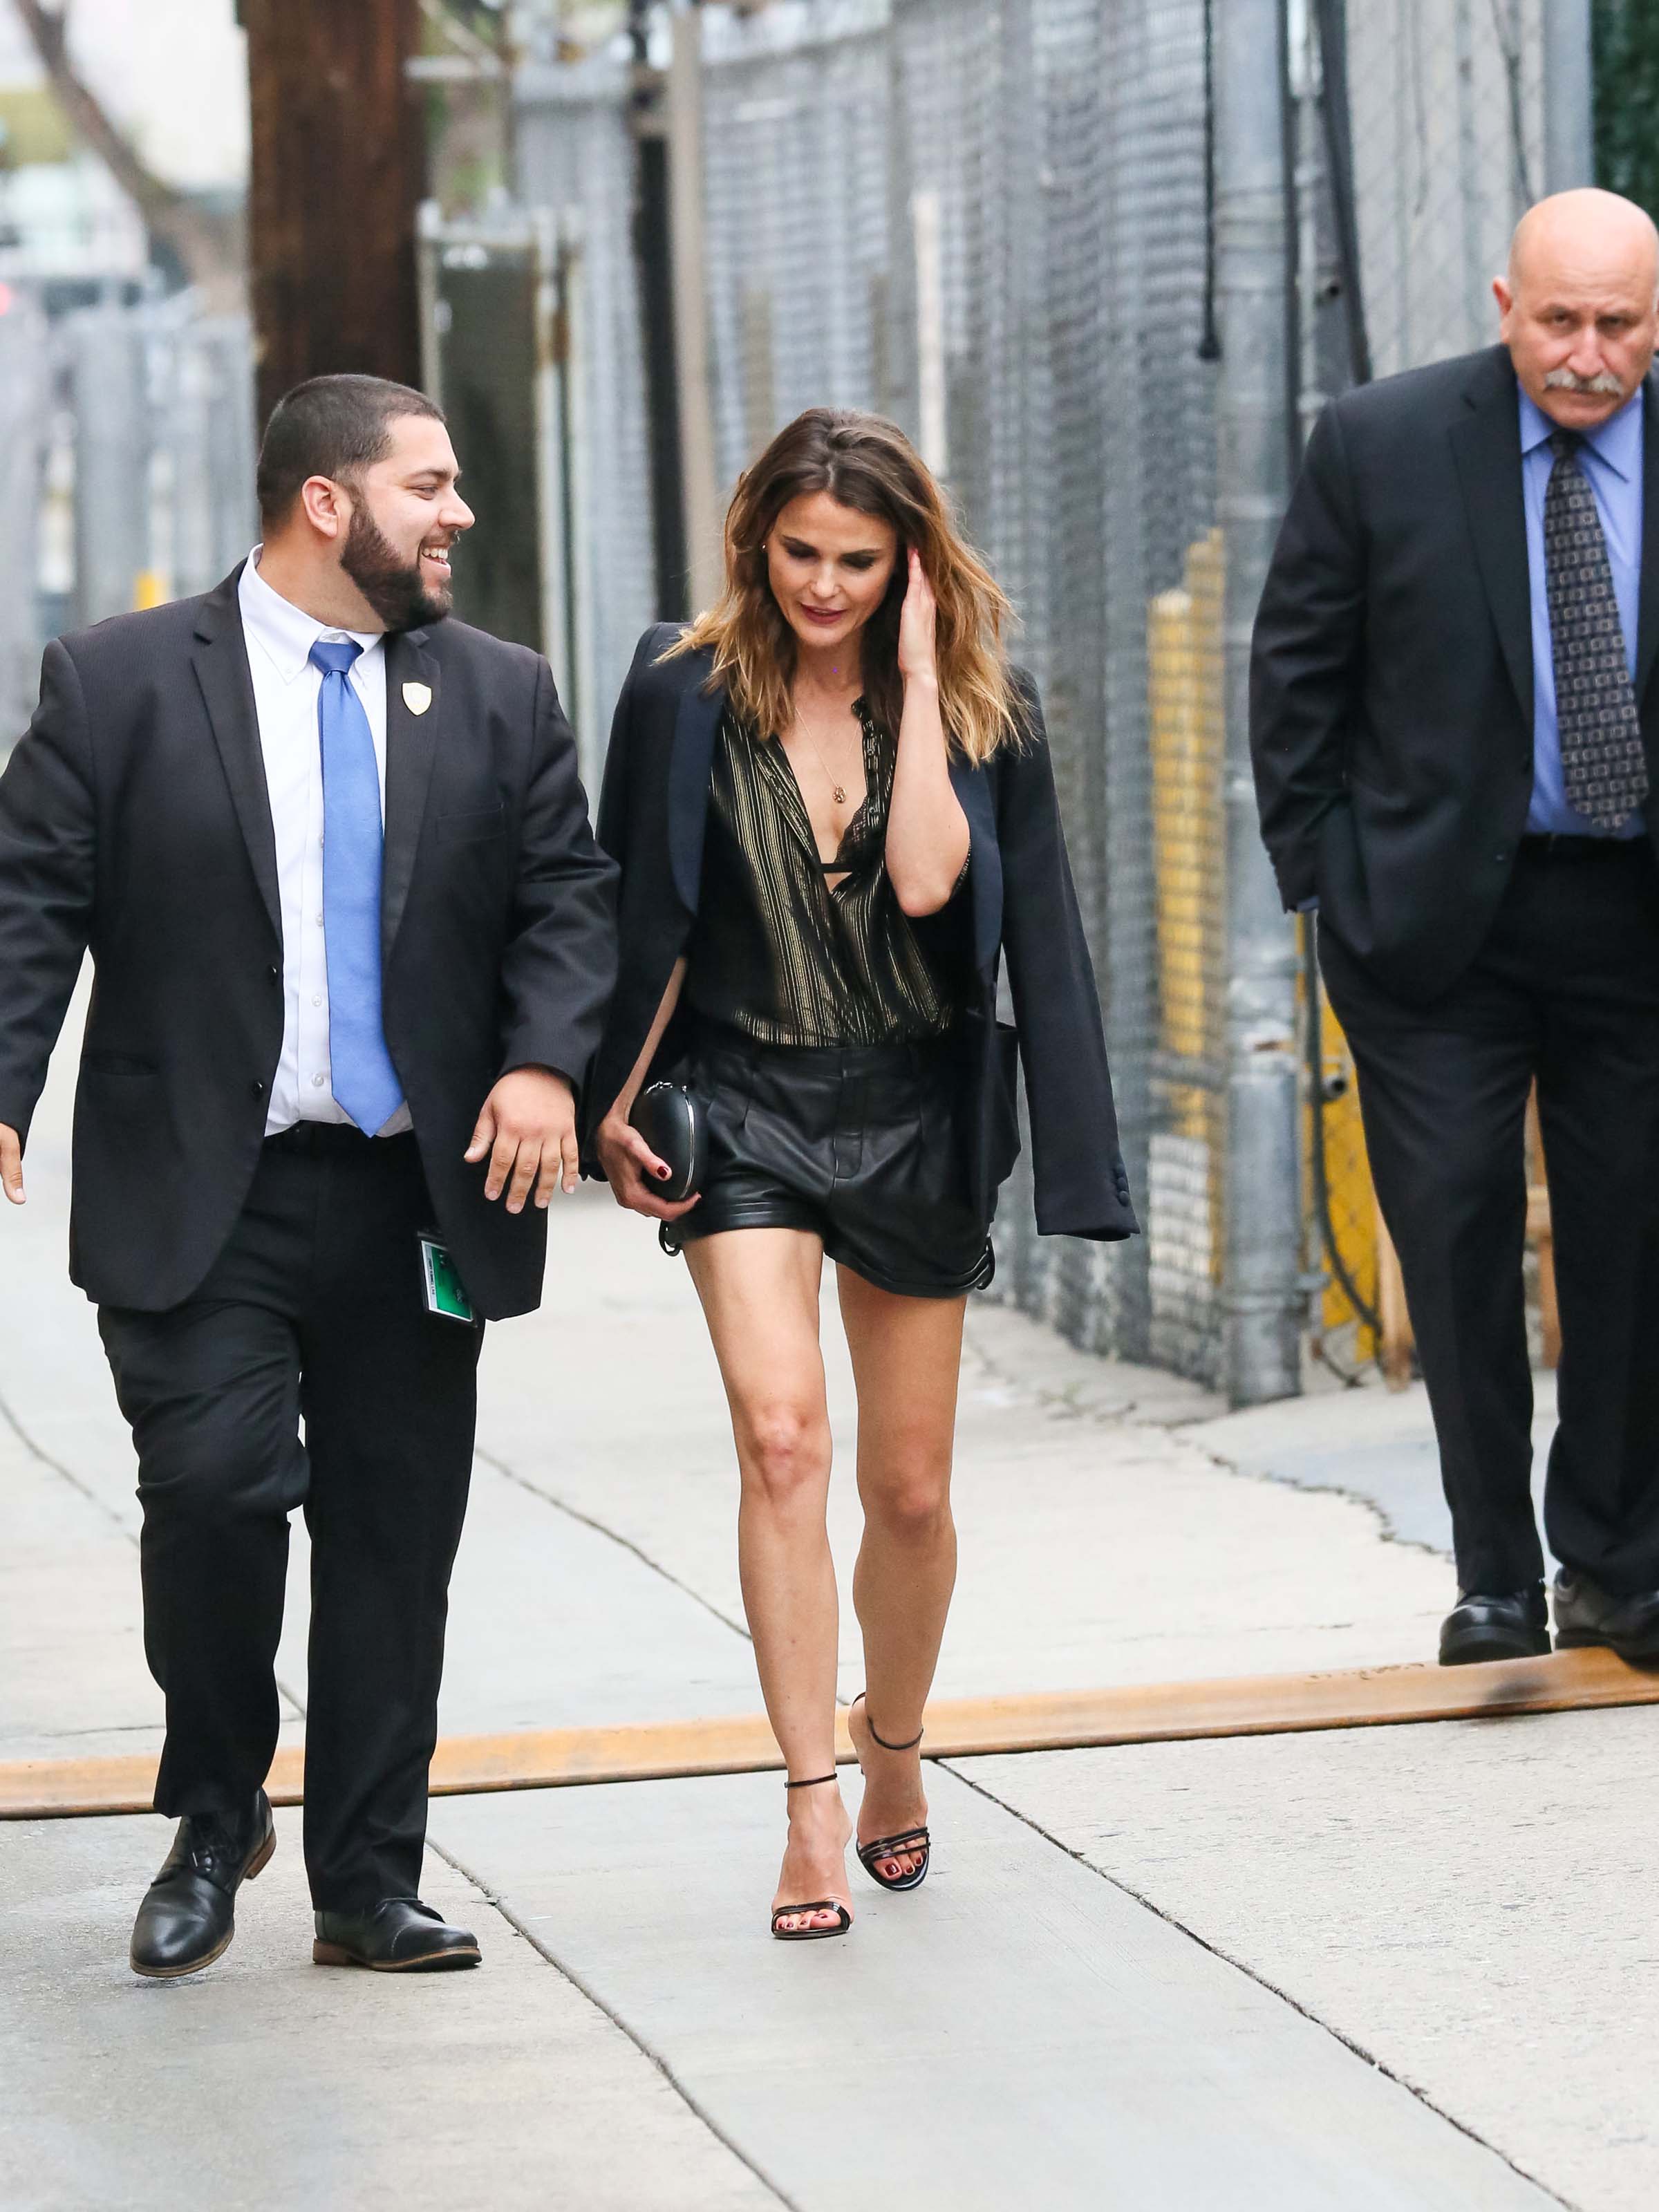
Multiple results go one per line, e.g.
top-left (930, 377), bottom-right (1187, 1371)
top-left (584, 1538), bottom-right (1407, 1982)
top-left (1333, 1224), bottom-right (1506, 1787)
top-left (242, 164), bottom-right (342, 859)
top-left (1518, 382), bottom-right (1644, 480)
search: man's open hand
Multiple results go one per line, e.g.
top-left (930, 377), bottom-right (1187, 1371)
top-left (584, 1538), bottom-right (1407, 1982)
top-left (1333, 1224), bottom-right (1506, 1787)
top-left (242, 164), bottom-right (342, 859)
top-left (0, 1124), bottom-right (24, 1206)
top-left (465, 1068), bottom-right (579, 1212)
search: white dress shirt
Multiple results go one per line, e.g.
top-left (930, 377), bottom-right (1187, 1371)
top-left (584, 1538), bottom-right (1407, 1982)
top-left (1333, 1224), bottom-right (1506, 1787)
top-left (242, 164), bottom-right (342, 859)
top-left (237, 550), bottom-right (411, 1136)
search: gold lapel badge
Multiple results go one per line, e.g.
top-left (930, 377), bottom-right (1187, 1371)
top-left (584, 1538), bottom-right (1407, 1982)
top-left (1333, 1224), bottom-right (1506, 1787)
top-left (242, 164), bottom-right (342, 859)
top-left (402, 680), bottom-right (433, 717)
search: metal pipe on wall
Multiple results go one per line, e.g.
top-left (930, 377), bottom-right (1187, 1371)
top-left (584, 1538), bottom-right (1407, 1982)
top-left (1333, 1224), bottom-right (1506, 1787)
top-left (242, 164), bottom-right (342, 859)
top-left (1213, 0), bottom-right (1304, 1405)
top-left (668, 1), bottom-right (724, 615)
top-left (1543, 0), bottom-right (1594, 196)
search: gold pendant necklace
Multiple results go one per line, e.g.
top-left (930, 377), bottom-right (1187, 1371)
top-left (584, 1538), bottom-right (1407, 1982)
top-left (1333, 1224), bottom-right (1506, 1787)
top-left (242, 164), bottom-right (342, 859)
top-left (798, 713), bottom-right (852, 807)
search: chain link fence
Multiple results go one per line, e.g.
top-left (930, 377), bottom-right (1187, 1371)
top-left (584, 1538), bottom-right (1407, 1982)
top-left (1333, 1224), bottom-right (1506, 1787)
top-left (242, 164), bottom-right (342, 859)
top-left (0, 1), bottom-right (1582, 1397)
top-left (2, 292), bottom-right (257, 759)
top-left (1299, 0), bottom-right (1553, 1382)
top-left (514, 0), bottom-right (1570, 1395)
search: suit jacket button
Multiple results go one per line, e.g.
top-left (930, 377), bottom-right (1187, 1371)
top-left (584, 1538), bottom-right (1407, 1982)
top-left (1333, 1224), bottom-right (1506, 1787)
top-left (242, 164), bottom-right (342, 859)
top-left (250, 1079), bottom-right (265, 1097)
top-left (268, 964), bottom-right (280, 982)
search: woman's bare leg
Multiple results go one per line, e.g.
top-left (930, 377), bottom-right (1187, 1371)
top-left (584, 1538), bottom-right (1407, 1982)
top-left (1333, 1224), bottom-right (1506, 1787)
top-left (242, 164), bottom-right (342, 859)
top-left (836, 1268), bottom-right (966, 1879)
top-left (685, 1227), bottom-right (850, 1932)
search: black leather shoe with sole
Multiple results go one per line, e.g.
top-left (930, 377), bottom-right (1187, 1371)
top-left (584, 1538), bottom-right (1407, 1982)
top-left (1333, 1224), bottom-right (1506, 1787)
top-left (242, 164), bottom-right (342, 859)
top-left (1438, 1585), bottom-right (1550, 1665)
top-left (312, 1897), bottom-right (482, 1971)
top-left (1554, 1571), bottom-right (1659, 1661)
top-left (129, 1788), bottom-right (275, 1980)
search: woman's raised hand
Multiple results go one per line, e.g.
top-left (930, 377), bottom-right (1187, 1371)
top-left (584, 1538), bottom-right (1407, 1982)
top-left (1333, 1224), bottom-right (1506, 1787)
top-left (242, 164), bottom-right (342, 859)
top-left (897, 547), bottom-right (939, 687)
top-left (594, 1110), bottom-right (701, 1222)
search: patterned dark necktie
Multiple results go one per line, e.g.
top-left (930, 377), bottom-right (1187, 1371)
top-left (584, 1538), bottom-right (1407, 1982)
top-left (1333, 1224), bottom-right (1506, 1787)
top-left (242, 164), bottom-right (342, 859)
top-left (1544, 427), bottom-right (1648, 829)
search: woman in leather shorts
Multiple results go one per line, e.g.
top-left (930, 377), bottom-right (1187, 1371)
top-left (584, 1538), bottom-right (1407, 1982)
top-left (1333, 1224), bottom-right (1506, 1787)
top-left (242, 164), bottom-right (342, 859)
top-left (590, 409), bottom-right (1135, 1939)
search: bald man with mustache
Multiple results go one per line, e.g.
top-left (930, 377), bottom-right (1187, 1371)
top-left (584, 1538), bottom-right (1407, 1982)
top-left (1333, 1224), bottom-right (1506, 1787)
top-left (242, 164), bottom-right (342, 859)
top-left (1253, 189), bottom-right (1659, 1667)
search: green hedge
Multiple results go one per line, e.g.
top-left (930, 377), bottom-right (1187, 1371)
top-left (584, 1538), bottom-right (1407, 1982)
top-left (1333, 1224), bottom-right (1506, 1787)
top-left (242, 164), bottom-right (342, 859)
top-left (1595, 0), bottom-right (1659, 219)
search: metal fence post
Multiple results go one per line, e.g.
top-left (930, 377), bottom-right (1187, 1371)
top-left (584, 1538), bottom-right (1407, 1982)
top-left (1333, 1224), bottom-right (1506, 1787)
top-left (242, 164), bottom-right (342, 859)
top-left (67, 303), bottom-right (152, 629)
top-left (0, 294), bottom-right (47, 746)
top-left (668, 0), bottom-right (722, 613)
top-left (1214, 0), bottom-right (1304, 1405)
top-left (1543, 0), bottom-right (1593, 196)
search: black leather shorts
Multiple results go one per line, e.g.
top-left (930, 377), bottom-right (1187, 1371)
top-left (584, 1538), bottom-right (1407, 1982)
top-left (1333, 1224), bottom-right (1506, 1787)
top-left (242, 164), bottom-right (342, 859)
top-left (662, 1031), bottom-right (995, 1300)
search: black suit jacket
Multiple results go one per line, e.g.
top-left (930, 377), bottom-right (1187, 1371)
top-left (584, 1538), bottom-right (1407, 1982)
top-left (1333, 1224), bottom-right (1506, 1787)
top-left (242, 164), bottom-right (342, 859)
top-left (1250, 344), bottom-right (1659, 1001)
top-left (588, 627), bottom-right (1136, 1241)
top-left (0, 566), bottom-right (618, 1319)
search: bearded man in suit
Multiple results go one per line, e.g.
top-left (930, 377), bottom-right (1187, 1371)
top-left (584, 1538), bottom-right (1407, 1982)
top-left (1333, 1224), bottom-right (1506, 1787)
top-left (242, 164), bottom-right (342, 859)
top-left (1253, 190), bottom-right (1659, 1667)
top-left (0, 375), bottom-right (617, 1975)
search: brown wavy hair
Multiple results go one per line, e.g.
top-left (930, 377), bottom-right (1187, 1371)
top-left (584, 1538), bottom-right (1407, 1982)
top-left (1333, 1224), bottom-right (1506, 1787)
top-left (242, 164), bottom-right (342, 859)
top-left (664, 409), bottom-right (1024, 762)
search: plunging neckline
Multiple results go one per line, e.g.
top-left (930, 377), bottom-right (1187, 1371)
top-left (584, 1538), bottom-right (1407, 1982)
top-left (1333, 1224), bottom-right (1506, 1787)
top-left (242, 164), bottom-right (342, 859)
top-left (757, 700), bottom-right (886, 888)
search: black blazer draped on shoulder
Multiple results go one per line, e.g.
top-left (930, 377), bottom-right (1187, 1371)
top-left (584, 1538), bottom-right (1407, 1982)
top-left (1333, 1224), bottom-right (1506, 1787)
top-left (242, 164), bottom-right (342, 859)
top-left (588, 626), bottom-right (1136, 1243)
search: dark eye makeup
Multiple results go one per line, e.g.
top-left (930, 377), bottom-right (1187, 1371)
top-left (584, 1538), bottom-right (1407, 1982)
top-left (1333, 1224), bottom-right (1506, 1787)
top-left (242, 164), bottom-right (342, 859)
top-left (778, 539), bottom-right (883, 569)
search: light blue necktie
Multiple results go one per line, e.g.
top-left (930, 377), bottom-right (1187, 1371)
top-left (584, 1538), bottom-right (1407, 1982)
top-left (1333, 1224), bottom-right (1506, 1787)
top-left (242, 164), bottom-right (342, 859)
top-left (309, 640), bottom-right (404, 1134)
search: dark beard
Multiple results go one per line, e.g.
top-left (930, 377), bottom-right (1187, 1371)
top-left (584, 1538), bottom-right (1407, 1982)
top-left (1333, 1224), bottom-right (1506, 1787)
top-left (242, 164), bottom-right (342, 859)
top-left (340, 504), bottom-right (452, 632)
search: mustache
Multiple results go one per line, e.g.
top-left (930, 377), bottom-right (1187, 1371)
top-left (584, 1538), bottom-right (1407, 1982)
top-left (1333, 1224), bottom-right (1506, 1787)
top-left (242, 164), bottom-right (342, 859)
top-left (1543, 366), bottom-right (1627, 397)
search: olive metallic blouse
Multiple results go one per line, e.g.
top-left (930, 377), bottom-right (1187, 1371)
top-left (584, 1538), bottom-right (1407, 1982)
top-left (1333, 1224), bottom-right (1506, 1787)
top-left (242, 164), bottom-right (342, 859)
top-left (683, 699), bottom-right (960, 1048)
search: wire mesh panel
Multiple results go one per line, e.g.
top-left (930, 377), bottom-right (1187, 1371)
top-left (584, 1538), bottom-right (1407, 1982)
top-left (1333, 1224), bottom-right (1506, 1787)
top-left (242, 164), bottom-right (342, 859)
top-left (57, 297), bottom-right (257, 630)
top-left (1098, 0), bottom-right (1222, 1378)
top-left (507, 0), bottom-right (1559, 1396)
top-left (1345, 0), bottom-right (1546, 374)
top-left (516, 57), bottom-right (658, 748)
top-left (701, 2), bottom-right (893, 488)
top-left (1302, 0), bottom-right (1551, 1382)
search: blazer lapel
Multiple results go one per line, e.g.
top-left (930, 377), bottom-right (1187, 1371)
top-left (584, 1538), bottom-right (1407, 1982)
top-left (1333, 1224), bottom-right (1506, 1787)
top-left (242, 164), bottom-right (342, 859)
top-left (382, 628), bottom-right (442, 962)
top-left (191, 565), bottom-right (281, 945)
top-left (667, 654), bottom-right (724, 915)
top-left (1636, 375), bottom-right (1659, 703)
top-left (1448, 347), bottom-right (1533, 734)
top-left (950, 756), bottom-right (1002, 973)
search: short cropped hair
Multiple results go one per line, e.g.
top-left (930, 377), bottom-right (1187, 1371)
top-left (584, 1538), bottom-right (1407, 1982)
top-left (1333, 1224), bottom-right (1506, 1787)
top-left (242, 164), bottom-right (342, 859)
top-left (256, 374), bottom-right (446, 523)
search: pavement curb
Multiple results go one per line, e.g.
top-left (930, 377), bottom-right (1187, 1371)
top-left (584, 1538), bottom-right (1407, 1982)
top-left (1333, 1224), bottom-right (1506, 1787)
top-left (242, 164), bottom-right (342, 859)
top-left (7, 1644), bottom-right (1656, 1817)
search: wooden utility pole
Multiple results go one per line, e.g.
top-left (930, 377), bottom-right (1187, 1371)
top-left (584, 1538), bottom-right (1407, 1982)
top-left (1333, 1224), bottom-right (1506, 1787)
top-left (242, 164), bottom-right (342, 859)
top-left (241, 0), bottom-right (427, 424)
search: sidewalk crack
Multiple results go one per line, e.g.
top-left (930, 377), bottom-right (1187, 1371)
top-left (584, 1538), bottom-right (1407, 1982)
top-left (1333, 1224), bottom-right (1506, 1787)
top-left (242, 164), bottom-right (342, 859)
top-left (0, 1378), bottom-right (309, 1719)
top-left (939, 1758), bottom-right (1579, 2212)
top-left (426, 1832), bottom-right (796, 2210)
top-left (0, 1376), bottom-right (132, 1538)
top-left (474, 1445), bottom-right (753, 1645)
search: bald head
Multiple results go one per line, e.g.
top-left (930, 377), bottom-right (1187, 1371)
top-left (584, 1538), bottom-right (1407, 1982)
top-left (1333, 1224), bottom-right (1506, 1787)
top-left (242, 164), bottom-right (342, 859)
top-left (1497, 189), bottom-right (1659, 429)
top-left (1508, 188), bottom-right (1659, 297)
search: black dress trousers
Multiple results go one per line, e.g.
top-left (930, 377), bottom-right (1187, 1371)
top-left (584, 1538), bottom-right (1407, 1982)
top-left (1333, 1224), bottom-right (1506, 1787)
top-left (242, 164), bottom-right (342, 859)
top-left (97, 1123), bottom-right (484, 1911)
top-left (1319, 840), bottom-right (1659, 1597)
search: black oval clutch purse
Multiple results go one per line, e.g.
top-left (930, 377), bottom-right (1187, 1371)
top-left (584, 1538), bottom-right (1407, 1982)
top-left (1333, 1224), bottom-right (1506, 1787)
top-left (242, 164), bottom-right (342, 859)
top-left (628, 1080), bottom-right (707, 1202)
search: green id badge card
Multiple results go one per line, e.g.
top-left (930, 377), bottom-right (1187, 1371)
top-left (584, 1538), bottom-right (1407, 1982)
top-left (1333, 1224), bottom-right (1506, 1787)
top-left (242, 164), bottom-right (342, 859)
top-left (418, 1232), bottom-right (476, 1324)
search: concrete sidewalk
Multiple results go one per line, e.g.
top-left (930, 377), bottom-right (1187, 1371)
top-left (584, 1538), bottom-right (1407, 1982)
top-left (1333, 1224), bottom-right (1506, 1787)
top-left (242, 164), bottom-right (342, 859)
top-left (2, 990), bottom-right (1647, 2211)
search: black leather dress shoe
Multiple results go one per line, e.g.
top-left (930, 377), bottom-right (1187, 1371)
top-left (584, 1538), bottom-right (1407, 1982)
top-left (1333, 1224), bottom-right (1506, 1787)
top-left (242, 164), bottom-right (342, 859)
top-left (129, 1788), bottom-right (275, 1980)
top-left (1554, 1570), bottom-right (1659, 1661)
top-left (1438, 1585), bottom-right (1550, 1665)
top-left (312, 1897), bottom-right (481, 1971)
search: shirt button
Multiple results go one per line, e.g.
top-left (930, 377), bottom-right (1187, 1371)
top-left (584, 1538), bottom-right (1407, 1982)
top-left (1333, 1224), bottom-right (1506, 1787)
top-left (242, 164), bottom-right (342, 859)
top-left (311, 1073), bottom-right (326, 1089)
top-left (312, 995), bottom-right (323, 1009)
top-left (315, 913), bottom-right (324, 927)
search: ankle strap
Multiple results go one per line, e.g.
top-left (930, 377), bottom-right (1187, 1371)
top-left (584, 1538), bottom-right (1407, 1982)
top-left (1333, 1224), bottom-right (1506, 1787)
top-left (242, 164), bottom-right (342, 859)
top-left (785, 1772), bottom-right (838, 1790)
top-left (861, 1698), bottom-right (924, 1754)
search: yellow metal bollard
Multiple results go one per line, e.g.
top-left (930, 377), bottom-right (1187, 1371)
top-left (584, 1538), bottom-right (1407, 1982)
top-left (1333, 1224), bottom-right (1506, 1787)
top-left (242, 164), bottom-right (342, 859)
top-left (1308, 975), bottom-right (1380, 1367)
top-left (1147, 529), bottom-right (1226, 1280)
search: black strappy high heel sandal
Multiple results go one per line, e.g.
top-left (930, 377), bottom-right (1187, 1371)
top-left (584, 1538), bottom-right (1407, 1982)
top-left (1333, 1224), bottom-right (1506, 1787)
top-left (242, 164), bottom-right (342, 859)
top-left (770, 1774), bottom-right (852, 1941)
top-left (850, 1692), bottom-right (931, 1893)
